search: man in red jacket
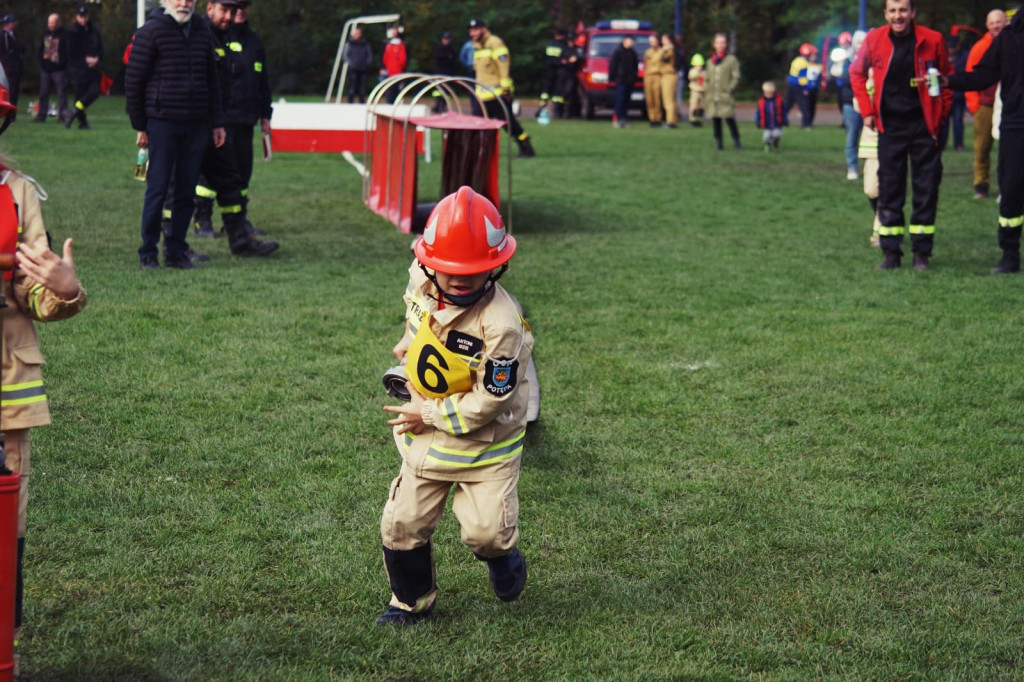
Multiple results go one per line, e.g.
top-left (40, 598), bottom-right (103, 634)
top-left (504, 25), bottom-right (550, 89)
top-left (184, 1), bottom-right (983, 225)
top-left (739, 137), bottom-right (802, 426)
top-left (850, 0), bottom-right (952, 271)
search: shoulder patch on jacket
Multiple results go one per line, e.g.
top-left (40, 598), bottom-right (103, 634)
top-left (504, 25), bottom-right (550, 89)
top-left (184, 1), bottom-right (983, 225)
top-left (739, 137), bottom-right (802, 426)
top-left (484, 357), bottom-right (519, 396)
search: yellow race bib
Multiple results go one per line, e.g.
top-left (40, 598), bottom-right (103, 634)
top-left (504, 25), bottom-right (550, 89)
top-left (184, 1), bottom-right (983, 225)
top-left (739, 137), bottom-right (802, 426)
top-left (406, 313), bottom-right (474, 399)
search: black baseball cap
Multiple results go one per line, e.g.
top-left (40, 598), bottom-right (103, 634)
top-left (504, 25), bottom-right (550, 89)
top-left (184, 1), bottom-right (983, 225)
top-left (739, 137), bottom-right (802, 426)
top-left (76, 6), bottom-right (89, 16)
top-left (468, 18), bottom-right (486, 29)
top-left (0, 14), bottom-right (15, 24)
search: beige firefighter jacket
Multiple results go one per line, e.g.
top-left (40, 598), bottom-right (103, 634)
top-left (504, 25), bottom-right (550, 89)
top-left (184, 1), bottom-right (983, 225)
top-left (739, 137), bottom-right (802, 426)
top-left (643, 47), bottom-right (662, 82)
top-left (1, 170), bottom-right (87, 431)
top-left (394, 262), bottom-right (534, 482)
top-left (658, 45), bottom-right (676, 77)
top-left (473, 29), bottom-right (514, 100)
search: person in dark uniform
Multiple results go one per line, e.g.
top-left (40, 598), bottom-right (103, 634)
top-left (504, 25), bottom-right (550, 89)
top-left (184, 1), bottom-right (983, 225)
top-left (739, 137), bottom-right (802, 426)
top-left (231, 0), bottom-right (272, 237)
top-left (431, 31), bottom-right (457, 113)
top-left (64, 6), bottom-right (103, 130)
top-left (539, 28), bottom-right (570, 118)
top-left (944, 8), bottom-right (1024, 274)
top-left (850, 0), bottom-right (951, 271)
top-left (0, 15), bottom-right (26, 119)
top-left (196, 0), bottom-right (278, 257)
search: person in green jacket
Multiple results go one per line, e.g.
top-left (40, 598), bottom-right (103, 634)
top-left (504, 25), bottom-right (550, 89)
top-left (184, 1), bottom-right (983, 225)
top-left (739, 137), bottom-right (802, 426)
top-left (705, 32), bottom-right (741, 150)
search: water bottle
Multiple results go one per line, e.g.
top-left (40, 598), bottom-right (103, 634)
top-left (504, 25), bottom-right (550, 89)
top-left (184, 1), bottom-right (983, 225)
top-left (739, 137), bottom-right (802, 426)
top-left (926, 61), bottom-right (940, 98)
top-left (537, 107), bottom-right (551, 126)
top-left (133, 147), bottom-right (148, 181)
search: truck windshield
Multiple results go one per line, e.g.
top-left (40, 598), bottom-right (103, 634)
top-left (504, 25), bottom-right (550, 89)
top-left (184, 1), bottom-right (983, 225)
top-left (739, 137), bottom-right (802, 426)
top-left (589, 35), bottom-right (648, 59)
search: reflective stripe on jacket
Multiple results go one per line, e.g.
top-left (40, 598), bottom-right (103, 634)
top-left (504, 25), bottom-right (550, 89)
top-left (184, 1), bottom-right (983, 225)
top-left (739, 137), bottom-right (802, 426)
top-left (473, 29), bottom-right (513, 99)
top-left (1, 170), bottom-right (87, 430)
top-left (395, 262), bottom-right (533, 482)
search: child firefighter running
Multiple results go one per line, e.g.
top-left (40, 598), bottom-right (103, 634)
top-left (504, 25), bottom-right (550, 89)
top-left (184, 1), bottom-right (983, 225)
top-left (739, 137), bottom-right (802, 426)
top-left (378, 186), bottom-right (535, 625)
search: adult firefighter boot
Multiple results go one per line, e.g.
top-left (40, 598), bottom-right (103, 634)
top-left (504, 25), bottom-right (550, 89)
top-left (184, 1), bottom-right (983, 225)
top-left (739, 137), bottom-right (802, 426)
top-left (224, 212), bottom-right (278, 257)
top-left (193, 196), bottom-right (218, 238)
top-left (516, 135), bottom-right (536, 158)
top-left (242, 196), bottom-right (266, 237)
top-left (993, 226), bottom-right (1021, 274)
top-left (876, 247), bottom-right (902, 270)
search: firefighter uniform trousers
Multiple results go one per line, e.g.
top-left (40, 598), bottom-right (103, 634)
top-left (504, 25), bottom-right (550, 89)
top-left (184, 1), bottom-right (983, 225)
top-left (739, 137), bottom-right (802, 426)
top-left (997, 129), bottom-right (1024, 256)
top-left (199, 125), bottom-right (249, 245)
top-left (876, 115), bottom-right (943, 256)
top-left (381, 463), bottom-right (520, 612)
top-left (471, 97), bottom-right (527, 141)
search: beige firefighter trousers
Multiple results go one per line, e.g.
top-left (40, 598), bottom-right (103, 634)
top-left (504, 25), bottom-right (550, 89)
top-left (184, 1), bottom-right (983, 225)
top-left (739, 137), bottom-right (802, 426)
top-left (380, 464), bottom-right (520, 611)
top-left (381, 464), bottom-right (520, 556)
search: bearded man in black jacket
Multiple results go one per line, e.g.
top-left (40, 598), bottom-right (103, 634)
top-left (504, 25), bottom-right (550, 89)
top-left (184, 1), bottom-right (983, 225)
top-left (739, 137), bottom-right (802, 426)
top-left (125, 0), bottom-right (226, 270)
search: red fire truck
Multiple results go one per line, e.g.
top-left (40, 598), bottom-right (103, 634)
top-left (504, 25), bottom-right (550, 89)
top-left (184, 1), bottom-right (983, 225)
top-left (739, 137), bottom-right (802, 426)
top-left (579, 20), bottom-right (658, 119)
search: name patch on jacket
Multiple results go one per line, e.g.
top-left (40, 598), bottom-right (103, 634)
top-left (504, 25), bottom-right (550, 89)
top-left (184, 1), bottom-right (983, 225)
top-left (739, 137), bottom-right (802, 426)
top-left (445, 331), bottom-right (483, 358)
top-left (484, 357), bottom-right (519, 396)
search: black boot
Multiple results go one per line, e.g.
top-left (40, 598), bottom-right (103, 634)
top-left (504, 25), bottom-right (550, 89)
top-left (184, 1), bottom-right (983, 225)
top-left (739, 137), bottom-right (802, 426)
top-left (378, 544), bottom-right (437, 625)
top-left (193, 196), bottom-right (219, 238)
top-left (225, 213), bottom-right (278, 257)
top-left (993, 251), bottom-right (1020, 274)
top-left (78, 110), bottom-right (90, 130)
top-left (517, 136), bottom-right (536, 158)
top-left (876, 250), bottom-right (901, 270)
top-left (994, 226), bottom-right (1022, 274)
top-left (242, 196), bottom-right (267, 236)
top-left (476, 547), bottom-right (527, 602)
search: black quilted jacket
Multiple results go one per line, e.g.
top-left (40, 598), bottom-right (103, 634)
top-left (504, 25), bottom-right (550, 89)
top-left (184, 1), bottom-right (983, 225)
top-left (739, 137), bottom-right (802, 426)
top-left (125, 9), bottom-right (223, 131)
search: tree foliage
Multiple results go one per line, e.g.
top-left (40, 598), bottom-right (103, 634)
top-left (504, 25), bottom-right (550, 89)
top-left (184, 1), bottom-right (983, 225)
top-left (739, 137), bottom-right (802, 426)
top-left (3, 0), bottom-right (998, 98)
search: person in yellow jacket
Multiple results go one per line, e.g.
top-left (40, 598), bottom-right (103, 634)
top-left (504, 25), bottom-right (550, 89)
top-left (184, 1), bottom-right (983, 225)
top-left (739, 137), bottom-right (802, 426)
top-left (468, 18), bottom-right (535, 157)
top-left (377, 186), bottom-right (535, 626)
top-left (658, 33), bottom-right (679, 128)
top-left (642, 33), bottom-right (662, 126)
top-left (687, 53), bottom-right (706, 126)
top-left (0, 63), bottom-right (86, 674)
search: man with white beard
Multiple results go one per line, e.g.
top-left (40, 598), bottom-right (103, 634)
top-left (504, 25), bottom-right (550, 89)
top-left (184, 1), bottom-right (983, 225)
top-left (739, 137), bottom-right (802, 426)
top-left (125, 0), bottom-right (226, 269)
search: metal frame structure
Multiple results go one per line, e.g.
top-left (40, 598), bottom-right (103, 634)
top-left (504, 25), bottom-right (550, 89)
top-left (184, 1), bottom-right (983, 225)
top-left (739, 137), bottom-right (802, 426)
top-left (326, 14), bottom-right (402, 104)
top-left (361, 73), bottom-right (515, 233)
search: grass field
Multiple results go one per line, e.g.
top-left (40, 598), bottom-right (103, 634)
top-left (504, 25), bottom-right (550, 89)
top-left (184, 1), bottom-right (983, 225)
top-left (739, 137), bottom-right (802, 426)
top-left (5, 97), bottom-right (1024, 680)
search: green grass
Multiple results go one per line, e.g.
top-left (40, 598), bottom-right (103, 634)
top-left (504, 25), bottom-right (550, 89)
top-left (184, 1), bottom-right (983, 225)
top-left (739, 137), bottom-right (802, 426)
top-left (6, 97), bottom-right (1024, 680)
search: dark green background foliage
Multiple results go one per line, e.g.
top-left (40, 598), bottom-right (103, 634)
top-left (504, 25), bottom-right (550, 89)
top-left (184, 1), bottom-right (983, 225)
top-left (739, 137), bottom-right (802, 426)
top-left (2, 0), bottom-right (1002, 96)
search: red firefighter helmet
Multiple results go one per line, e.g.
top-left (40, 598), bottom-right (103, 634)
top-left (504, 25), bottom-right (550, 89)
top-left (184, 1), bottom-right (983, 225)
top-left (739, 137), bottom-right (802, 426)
top-left (798, 42), bottom-right (817, 57)
top-left (414, 186), bottom-right (516, 275)
top-left (837, 31), bottom-right (853, 47)
top-left (0, 63), bottom-right (16, 118)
